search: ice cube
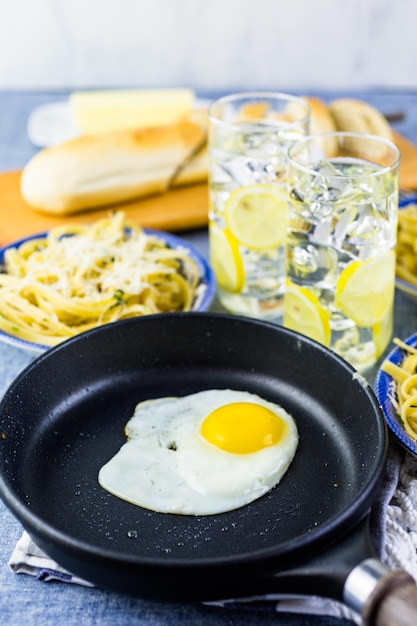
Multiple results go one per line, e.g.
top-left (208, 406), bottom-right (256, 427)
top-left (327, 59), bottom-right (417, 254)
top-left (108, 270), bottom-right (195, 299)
top-left (333, 205), bottom-right (358, 246)
top-left (347, 214), bottom-right (381, 240)
top-left (312, 161), bottom-right (349, 200)
top-left (289, 242), bottom-right (337, 283)
top-left (241, 125), bottom-right (286, 155)
top-left (221, 155), bottom-right (286, 186)
top-left (291, 244), bottom-right (319, 273)
top-left (313, 161), bottom-right (344, 176)
top-left (292, 165), bottom-right (347, 222)
top-left (243, 128), bottom-right (270, 152)
top-left (309, 199), bottom-right (335, 219)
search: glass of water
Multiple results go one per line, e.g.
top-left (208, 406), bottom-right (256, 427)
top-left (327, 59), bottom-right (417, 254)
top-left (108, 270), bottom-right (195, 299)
top-left (284, 131), bottom-right (400, 372)
top-left (208, 92), bottom-right (310, 320)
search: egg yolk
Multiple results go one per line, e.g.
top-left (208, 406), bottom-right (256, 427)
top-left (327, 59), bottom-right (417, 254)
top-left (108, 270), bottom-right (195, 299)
top-left (200, 402), bottom-right (285, 454)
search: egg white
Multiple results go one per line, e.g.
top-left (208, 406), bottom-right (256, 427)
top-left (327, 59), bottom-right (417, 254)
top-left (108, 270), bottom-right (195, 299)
top-left (98, 389), bottom-right (298, 515)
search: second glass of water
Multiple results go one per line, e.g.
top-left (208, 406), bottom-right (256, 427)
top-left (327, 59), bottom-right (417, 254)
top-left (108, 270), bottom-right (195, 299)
top-left (284, 131), bottom-right (400, 372)
top-left (208, 92), bottom-right (310, 320)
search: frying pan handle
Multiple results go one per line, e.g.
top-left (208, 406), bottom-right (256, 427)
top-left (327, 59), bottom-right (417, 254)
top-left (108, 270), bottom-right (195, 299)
top-left (344, 558), bottom-right (417, 626)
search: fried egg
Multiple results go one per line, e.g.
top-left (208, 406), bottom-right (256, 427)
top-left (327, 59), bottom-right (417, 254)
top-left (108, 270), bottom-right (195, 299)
top-left (98, 389), bottom-right (298, 515)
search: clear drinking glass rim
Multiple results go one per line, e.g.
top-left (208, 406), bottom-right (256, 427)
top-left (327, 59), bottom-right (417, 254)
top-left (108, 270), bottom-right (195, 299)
top-left (208, 91), bottom-right (311, 131)
top-left (287, 131), bottom-right (401, 178)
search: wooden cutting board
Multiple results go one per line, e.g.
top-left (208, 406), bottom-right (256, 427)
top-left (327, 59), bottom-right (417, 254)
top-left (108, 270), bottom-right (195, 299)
top-left (0, 171), bottom-right (209, 245)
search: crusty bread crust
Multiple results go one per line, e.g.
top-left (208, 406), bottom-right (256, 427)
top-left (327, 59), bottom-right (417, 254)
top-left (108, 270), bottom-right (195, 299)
top-left (300, 96), bottom-right (395, 160)
top-left (21, 120), bottom-right (206, 215)
top-left (303, 97), bottom-right (337, 134)
top-left (301, 97), bottom-right (338, 156)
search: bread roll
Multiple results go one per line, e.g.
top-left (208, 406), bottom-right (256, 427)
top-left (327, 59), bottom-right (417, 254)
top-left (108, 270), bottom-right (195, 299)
top-left (329, 98), bottom-right (393, 141)
top-left (301, 96), bottom-right (338, 156)
top-left (20, 119), bottom-right (206, 215)
top-left (302, 97), bottom-right (337, 135)
top-left (329, 98), bottom-right (394, 162)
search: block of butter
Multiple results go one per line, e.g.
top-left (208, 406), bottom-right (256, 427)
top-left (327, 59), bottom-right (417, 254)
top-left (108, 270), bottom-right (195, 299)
top-left (69, 88), bottom-right (196, 134)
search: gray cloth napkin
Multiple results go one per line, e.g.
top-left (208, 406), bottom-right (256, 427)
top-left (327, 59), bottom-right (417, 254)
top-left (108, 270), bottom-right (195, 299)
top-left (9, 531), bottom-right (359, 623)
top-left (8, 447), bottom-right (404, 624)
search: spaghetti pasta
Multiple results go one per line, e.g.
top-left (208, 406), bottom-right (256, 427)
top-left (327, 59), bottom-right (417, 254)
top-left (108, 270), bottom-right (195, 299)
top-left (0, 212), bottom-right (201, 347)
top-left (396, 204), bottom-right (417, 286)
top-left (381, 338), bottom-right (417, 440)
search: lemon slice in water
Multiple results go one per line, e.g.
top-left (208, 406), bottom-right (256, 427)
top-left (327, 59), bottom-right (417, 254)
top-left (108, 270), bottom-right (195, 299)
top-left (373, 303), bottom-right (394, 358)
top-left (224, 184), bottom-right (288, 250)
top-left (209, 222), bottom-right (245, 293)
top-left (335, 251), bottom-right (395, 328)
top-left (283, 280), bottom-right (331, 346)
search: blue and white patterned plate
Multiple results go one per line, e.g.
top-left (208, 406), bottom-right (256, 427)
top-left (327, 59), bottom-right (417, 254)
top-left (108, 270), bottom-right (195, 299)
top-left (374, 331), bottom-right (417, 457)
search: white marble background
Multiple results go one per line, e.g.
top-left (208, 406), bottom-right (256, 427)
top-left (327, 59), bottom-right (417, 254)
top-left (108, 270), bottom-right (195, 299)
top-left (0, 0), bottom-right (415, 92)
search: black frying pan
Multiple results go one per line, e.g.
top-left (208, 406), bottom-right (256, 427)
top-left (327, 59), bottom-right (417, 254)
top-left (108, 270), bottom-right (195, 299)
top-left (0, 313), bottom-right (416, 625)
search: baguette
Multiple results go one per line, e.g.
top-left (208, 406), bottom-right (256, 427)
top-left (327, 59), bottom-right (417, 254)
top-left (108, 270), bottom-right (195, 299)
top-left (20, 119), bottom-right (207, 215)
top-left (303, 97), bottom-right (337, 135)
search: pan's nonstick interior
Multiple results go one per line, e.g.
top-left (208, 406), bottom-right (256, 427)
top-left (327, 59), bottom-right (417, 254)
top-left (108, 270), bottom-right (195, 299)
top-left (0, 313), bottom-right (386, 594)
